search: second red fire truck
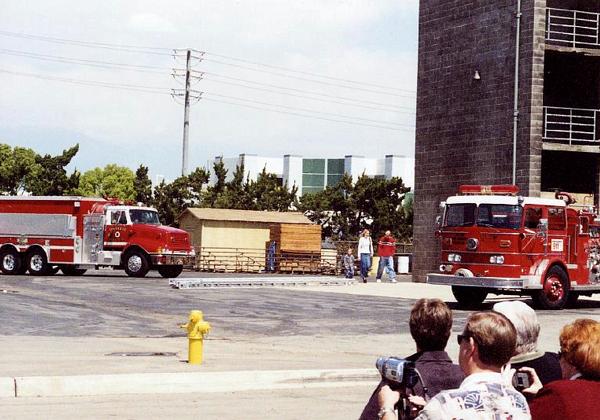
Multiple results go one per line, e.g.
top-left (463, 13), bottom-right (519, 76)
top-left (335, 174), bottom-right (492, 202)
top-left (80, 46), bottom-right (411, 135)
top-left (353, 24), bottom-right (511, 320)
top-left (427, 185), bottom-right (600, 309)
top-left (0, 196), bottom-right (195, 278)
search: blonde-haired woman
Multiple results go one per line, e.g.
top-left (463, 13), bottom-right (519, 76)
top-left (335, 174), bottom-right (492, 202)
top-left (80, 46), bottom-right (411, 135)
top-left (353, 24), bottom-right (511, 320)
top-left (357, 229), bottom-right (373, 283)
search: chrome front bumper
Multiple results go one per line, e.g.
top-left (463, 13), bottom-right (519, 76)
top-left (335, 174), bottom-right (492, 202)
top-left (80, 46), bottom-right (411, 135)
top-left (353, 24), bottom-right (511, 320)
top-left (151, 254), bottom-right (195, 267)
top-left (427, 273), bottom-right (542, 290)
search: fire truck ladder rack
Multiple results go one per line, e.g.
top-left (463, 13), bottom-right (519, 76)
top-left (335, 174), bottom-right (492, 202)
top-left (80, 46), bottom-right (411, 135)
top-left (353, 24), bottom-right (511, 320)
top-left (169, 277), bottom-right (356, 289)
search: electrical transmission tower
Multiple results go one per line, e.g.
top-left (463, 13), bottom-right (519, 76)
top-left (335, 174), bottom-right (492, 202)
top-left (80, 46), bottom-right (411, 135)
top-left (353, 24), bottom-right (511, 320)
top-left (172, 49), bottom-right (203, 176)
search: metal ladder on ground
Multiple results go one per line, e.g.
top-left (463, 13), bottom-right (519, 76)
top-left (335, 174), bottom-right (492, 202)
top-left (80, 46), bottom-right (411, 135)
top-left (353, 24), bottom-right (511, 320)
top-left (169, 277), bottom-right (356, 289)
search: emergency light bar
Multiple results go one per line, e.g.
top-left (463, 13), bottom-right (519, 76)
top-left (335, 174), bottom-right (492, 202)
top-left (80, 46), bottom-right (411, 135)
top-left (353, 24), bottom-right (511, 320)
top-left (458, 185), bottom-right (519, 196)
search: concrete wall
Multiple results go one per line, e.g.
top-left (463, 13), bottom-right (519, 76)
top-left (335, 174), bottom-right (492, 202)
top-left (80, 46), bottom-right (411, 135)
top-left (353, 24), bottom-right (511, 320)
top-left (413, 0), bottom-right (544, 281)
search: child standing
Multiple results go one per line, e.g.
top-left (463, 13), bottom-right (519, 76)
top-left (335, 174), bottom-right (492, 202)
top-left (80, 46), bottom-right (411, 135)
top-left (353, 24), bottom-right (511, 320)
top-left (342, 248), bottom-right (355, 279)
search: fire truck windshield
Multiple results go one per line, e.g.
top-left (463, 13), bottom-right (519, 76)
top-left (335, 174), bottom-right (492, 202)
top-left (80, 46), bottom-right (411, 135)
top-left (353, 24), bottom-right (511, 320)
top-left (129, 209), bottom-right (161, 225)
top-left (445, 203), bottom-right (522, 229)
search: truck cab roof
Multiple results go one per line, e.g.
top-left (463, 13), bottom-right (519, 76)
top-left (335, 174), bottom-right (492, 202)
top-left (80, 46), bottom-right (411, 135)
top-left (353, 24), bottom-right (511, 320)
top-left (446, 195), bottom-right (566, 207)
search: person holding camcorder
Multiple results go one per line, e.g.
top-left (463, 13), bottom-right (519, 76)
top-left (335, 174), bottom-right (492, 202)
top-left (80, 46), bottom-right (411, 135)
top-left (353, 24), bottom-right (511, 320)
top-left (358, 299), bottom-right (463, 420)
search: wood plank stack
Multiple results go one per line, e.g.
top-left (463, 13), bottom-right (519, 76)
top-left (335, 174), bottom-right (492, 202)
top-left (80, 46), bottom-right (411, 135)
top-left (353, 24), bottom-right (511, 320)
top-left (270, 224), bottom-right (322, 273)
top-left (270, 224), bottom-right (321, 253)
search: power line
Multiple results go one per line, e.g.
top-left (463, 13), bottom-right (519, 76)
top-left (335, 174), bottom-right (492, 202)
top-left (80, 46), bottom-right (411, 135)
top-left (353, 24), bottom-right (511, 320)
top-left (0, 30), bottom-right (415, 97)
top-left (0, 68), bottom-right (169, 94)
top-left (199, 56), bottom-right (415, 98)
top-left (195, 49), bottom-right (414, 94)
top-left (0, 68), bottom-right (412, 131)
top-left (0, 48), bottom-right (167, 74)
top-left (202, 75), bottom-right (413, 114)
top-left (200, 91), bottom-right (410, 127)
top-left (0, 47), bottom-right (414, 113)
top-left (194, 70), bottom-right (412, 112)
top-left (202, 97), bottom-right (411, 132)
top-left (0, 30), bottom-right (173, 56)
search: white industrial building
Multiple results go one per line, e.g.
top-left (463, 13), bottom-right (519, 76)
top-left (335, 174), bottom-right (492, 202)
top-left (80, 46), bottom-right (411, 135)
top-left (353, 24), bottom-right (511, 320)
top-left (209, 154), bottom-right (414, 196)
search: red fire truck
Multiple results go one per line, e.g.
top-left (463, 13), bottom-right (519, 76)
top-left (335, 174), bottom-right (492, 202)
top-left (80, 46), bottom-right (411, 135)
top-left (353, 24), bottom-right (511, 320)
top-left (0, 196), bottom-right (195, 278)
top-left (427, 185), bottom-right (600, 309)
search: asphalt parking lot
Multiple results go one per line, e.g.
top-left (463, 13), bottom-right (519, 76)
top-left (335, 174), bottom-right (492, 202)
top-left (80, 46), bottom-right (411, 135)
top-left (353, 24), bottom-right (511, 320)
top-left (2, 270), bottom-right (600, 338)
top-left (1, 270), bottom-right (599, 419)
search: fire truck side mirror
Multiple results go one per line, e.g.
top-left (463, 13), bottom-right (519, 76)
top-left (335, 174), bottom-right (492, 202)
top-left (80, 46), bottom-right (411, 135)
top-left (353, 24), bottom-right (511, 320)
top-left (435, 215), bottom-right (442, 229)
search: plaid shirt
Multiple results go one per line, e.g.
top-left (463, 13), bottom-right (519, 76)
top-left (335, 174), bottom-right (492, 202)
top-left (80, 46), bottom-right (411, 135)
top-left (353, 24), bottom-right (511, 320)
top-left (416, 372), bottom-right (530, 420)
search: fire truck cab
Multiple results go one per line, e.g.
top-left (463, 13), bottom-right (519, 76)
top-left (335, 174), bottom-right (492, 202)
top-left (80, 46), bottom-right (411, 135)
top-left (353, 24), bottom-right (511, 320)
top-left (0, 196), bottom-right (195, 278)
top-left (427, 185), bottom-right (600, 309)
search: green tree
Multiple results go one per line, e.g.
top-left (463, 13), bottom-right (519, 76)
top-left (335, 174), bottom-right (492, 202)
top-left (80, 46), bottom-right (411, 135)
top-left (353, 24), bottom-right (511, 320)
top-left (151, 166), bottom-right (210, 226)
top-left (248, 168), bottom-right (298, 211)
top-left (152, 176), bottom-right (192, 226)
top-left (0, 144), bottom-right (38, 194)
top-left (133, 165), bottom-right (152, 205)
top-left (75, 164), bottom-right (135, 200)
top-left (299, 174), bottom-right (412, 241)
top-left (202, 160), bottom-right (227, 207)
top-left (26, 144), bottom-right (80, 195)
top-left (187, 166), bottom-right (210, 204)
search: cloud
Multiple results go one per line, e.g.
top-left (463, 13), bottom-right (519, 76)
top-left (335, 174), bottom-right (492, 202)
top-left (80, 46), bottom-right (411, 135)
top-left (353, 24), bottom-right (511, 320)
top-left (129, 13), bottom-right (175, 33)
top-left (0, 0), bottom-right (418, 182)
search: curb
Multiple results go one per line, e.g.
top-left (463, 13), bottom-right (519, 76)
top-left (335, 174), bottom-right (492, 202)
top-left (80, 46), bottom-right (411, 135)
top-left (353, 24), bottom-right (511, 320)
top-left (3, 369), bottom-right (379, 398)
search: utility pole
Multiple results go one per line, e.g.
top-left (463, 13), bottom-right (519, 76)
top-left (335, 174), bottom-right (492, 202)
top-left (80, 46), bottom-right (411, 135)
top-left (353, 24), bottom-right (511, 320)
top-left (181, 49), bottom-right (192, 176)
top-left (172, 50), bottom-right (203, 176)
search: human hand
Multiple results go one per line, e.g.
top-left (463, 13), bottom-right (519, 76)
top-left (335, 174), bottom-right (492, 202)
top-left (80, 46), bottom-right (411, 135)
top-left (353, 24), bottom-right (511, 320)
top-left (407, 395), bottom-right (426, 408)
top-left (518, 367), bottom-right (543, 396)
top-left (377, 384), bottom-right (400, 409)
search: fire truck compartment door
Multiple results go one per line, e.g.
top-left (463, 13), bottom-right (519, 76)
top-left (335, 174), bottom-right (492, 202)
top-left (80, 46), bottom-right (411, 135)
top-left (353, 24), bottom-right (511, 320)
top-left (0, 213), bottom-right (75, 237)
top-left (82, 214), bottom-right (105, 263)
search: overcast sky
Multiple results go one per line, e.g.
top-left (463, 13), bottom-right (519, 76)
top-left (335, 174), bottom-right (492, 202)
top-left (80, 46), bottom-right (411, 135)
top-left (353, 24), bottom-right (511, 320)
top-left (0, 0), bottom-right (418, 182)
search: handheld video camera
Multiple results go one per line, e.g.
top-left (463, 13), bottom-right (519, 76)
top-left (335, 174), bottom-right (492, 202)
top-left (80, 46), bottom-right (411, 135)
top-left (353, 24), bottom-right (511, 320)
top-left (376, 356), bottom-right (419, 389)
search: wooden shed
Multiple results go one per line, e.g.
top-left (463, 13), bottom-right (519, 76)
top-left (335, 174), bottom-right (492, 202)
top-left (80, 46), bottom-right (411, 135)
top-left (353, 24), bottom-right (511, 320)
top-left (177, 208), bottom-right (318, 272)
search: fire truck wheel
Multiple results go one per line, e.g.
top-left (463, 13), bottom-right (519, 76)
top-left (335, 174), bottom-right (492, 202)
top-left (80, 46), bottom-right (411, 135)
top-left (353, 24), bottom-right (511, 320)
top-left (26, 249), bottom-right (50, 276)
top-left (0, 248), bottom-right (23, 275)
top-left (157, 265), bottom-right (183, 278)
top-left (451, 286), bottom-right (488, 308)
top-left (532, 266), bottom-right (569, 310)
top-left (124, 251), bottom-right (150, 277)
top-left (60, 266), bottom-right (88, 276)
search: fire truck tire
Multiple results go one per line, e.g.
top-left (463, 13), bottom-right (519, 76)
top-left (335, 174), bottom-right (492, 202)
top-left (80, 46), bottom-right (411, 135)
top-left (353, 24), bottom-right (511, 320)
top-left (124, 251), bottom-right (150, 277)
top-left (60, 266), bottom-right (88, 276)
top-left (26, 249), bottom-right (50, 276)
top-left (451, 286), bottom-right (488, 308)
top-left (157, 265), bottom-right (183, 278)
top-left (0, 248), bottom-right (23, 275)
top-left (532, 266), bottom-right (570, 310)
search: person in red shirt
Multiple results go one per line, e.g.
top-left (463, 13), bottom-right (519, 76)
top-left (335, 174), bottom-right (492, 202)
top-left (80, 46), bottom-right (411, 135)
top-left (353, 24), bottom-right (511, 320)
top-left (376, 230), bottom-right (397, 283)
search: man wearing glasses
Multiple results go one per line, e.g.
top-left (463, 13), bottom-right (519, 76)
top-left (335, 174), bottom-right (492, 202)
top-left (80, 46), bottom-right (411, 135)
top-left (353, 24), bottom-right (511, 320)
top-left (378, 311), bottom-right (531, 419)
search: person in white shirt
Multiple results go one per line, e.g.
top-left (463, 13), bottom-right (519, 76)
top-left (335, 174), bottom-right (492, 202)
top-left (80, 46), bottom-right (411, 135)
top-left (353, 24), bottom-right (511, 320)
top-left (357, 229), bottom-right (373, 283)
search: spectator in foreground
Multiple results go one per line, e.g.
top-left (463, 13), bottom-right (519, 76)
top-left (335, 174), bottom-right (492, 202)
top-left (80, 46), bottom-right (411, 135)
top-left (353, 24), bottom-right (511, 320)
top-left (493, 301), bottom-right (561, 386)
top-left (378, 311), bottom-right (530, 419)
top-left (357, 229), bottom-right (374, 283)
top-left (359, 298), bottom-right (463, 420)
top-left (375, 230), bottom-right (397, 283)
top-left (521, 318), bottom-right (600, 420)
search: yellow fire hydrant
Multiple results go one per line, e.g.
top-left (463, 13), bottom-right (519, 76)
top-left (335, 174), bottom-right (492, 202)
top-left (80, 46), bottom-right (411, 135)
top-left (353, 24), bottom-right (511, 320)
top-left (180, 310), bottom-right (211, 365)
